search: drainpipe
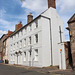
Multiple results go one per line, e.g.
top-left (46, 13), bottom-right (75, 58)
top-left (41, 15), bottom-right (53, 66)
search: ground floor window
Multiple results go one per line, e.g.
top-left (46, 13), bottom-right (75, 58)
top-left (34, 49), bottom-right (38, 61)
top-left (28, 51), bottom-right (31, 61)
top-left (24, 52), bottom-right (26, 61)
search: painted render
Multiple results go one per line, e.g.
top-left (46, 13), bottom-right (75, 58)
top-left (9, 7), bottom-right (66, 70)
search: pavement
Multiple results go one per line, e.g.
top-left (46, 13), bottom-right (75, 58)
top-left (0, 63), bottom-right (75, 75)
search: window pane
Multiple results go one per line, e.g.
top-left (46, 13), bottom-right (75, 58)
top-left (24, 52), bottom-right (26, 61)
top-left (34, 49), bottom-right (38, 61)
top-left (35, 34), bottom-right (38, 43)
top-left (35, 20), bottom-right (38, 28)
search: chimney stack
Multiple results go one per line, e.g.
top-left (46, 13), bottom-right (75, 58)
top-left (8, 30), bottom-right (13, 36)
top-left (27, 13), bottom-right (33, 23)
top-left (15, 21), bottom-right (23, 31)
top-left (48, 0), bottom-right (56, 9)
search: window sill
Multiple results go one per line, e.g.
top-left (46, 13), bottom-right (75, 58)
top-left (34, 43), bottom-right (38, 45)
top-left (23, 61), bottom-right (26, 62)
top-left (24, 46), bottom-right (26, 48)
top-left (34, 27), bottom-right (38, 30)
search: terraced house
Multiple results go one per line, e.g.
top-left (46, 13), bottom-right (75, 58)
top-left (9, 0), bottom-right (66, 70)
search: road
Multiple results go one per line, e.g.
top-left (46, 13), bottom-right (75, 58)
top-left (0, 64), bottom-right (75, 75)
top-left (0, 64), bottom-right (50, 75)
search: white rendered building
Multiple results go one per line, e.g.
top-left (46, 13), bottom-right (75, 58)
top-left (9, 0), bottom-right (66, 69)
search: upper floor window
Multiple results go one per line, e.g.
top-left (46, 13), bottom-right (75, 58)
top-left (13, 44), bottom-right (15, 50)
top-left (29, 37), bottom-right (31, 45)
top-left (30, 24), bottom-right (32, 31)
top-left (35, 34), bottom-right (38, 43)
top-left (35, 20), bottom-right (38, 28)
top-left (17, 42), bottom-right (18, 48)
top-left (14, 35), bottom-right (16, 39)
top-left (17, 32), bottom-right (19, 38)
top-left (25, 27), bottom-right (27, 33)
top-left (21, 30), bottom-right (23, 35)
top-left (24, 39), bottom-right (26, 47)
top-left (20, 40), bottom-right (22, 48)
top-left (11, 37), bottom-right (13, 41)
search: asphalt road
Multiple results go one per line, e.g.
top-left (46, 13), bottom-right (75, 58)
top-left (0, 64), bottom-right (50, 75)
top-left (0, 64), bottom-right (75, 75)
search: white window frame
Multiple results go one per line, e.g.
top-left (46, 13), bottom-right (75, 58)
top-left (28, 51), bottom-right (30, 61)
top-left (35, 20), bottom-right (38, 28)
top-left (24, 39), bottom-right (26, 47)
top-left (24, 52), bottom-right (26, 61)
top-left (34, 49), bottom-right (38, 61)
top-left (34, 34), bottom-right (38, 44)
top-left (20, 41), bottom-right (22, 48)
top-left (25, 27), bottom-right (27, 33)
top-left (28, 36), bottom-right (31, 45)
top-left (30, 24), bottom-right (32, 31)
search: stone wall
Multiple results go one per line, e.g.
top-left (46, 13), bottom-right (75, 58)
top-left (64, 42), bottom-right (73, 69)
top-left (69, 22), bottom-right (75, 67)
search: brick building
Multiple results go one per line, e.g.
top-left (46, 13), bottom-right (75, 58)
top-left (67, 13), bottom-right (75, 69)
top-left (0, 34), bottom-right (7, 60)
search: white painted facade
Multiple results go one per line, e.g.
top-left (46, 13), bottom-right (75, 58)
top-left (9, 7), bottom-right (66, 69)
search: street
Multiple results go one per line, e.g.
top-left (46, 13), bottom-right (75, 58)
top-left (0, 64), bottom-right (50, 75)
top-left (0, 64), bottom-right (75, 75)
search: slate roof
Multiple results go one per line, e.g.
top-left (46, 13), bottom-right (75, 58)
top-left (68, 13), bottom-right (75, 23)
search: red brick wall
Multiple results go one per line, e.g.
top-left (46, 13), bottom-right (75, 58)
top-left (15, 22), bottom-right (23, 31)
top-left (8, 31), bottom-right (13, 36)
top-left (48, 0), bottom-right (56, 8)
top-left (0, 35), bottom-right (7, 60)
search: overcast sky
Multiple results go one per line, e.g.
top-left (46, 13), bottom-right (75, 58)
top-left (0, 0), bottom-right (75, 41)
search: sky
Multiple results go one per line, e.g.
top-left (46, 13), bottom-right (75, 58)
top-left (0, 0), bottom-right (75, 41)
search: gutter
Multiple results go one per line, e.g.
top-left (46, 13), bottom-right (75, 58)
top-left (41, 15), bottom-right (53, 66)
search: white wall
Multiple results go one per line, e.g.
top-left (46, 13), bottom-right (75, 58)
top-left (9, 18), bottom-right (43, 67)
top-left (9, 7), bottom-right (66, 69)
top-left (41, 7), bottom-right (66, 69)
